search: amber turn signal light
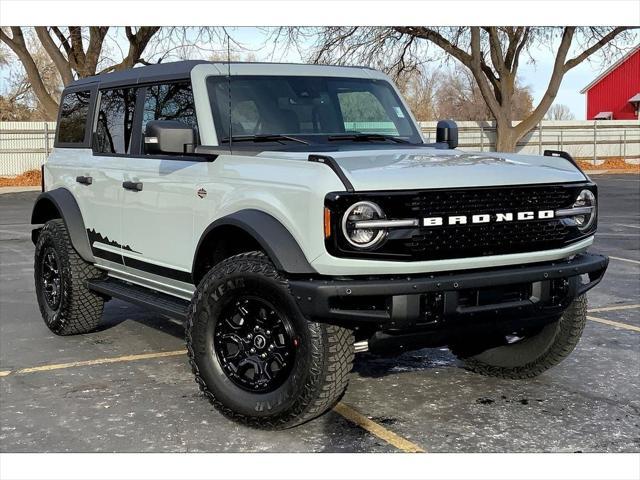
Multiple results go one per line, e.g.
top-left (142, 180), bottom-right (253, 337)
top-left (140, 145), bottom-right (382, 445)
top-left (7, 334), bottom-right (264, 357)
top-left (324, 208), bottom-right (331, 238)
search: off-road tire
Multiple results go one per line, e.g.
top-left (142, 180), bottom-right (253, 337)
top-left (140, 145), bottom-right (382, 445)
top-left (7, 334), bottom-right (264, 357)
top-left (450, 295), bottom-right (588, 379)
top-left (34, 219), bottom-right (106, 335)
top-left (186, 251), bottom-right (355, 429)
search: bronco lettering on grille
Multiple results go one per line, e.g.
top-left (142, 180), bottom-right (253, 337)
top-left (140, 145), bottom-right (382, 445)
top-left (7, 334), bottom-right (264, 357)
top-left (423, 210), bottom-right (554, 227)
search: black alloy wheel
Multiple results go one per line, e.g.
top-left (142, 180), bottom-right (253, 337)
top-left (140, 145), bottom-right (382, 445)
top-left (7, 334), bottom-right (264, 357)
top-left (40, 246), bottom-right (62, 310)
top-left (214, 296), bottom-right (297, 393)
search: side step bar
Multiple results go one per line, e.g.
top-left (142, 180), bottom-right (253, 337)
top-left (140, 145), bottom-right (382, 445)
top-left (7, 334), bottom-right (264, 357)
top-left (88, 278), bottom-right (190, 321)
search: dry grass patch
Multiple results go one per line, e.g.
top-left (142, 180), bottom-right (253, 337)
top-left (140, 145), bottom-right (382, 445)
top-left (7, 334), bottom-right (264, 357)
top-left (578, 157), bottom-right (640, 173)
top-left (0, 169), bottom-right (42, 187)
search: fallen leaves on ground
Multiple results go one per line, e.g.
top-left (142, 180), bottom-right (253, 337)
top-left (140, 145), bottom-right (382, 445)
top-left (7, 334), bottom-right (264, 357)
top-left (0, 169), bottom-right (41, 187)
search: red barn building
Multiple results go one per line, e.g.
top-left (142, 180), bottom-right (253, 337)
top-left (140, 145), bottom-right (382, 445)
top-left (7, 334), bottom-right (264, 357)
top-left (580, 45), bottom-right (640, 120)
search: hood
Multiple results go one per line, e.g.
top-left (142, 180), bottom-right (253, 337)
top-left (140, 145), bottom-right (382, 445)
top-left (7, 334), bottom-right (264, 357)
top-left (261, 148), bottom-right (587, 191)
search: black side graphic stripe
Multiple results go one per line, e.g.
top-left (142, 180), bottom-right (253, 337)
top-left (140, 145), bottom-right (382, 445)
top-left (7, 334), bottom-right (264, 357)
top-left (87, 228), bottom-right (192, 284)
top-left (93, 248), bottom-right (124, 265)
top-left (87, 228), bottom-right (140, 253)
top-left (123, 256), bottom-right (193, 284)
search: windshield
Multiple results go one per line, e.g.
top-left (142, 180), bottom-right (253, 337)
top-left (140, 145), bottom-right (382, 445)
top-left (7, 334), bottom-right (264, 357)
top-left (207, 75), bottom-right (423, 145)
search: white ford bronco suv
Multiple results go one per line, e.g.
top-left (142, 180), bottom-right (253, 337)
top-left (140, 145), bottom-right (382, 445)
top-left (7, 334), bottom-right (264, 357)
top-left (32, 61), bottom-right (608, 428)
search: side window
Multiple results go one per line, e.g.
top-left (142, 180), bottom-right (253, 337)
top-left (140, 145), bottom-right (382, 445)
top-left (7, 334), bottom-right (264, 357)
top-left (58, 91), bottom-right (91, 144)
top-left (337, 90), bottom-right (399, 136)
top-left (94, 88), bottom-right (137, 154)
top-left (141, 82), bottom-right (197, 136)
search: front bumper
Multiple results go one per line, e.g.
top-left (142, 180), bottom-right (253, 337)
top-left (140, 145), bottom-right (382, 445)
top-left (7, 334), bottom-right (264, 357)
top-left (289, 253), bottom-right (608, 329)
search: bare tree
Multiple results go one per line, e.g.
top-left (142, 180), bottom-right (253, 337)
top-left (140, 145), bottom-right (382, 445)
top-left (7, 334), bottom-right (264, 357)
top-left (433, 64), bottom-right (533, 121)
top-left (4, 38), bottom-right (65, 119)
top-left (0, 27), bottom-right (165, 119)
top-left (278, 27), bottom-right (636, 151)
top-left (545, 103), bottom-right (575, 120)
top-left (395, 66), bottom-right (441, 121)
top-left (0, 27), bottom-right (234, 120)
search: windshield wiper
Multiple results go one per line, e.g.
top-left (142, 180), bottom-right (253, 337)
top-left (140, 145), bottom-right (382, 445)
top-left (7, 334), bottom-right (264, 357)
top-left (223, 134), bottom-right (309, 145)
top-left (327, 133), bottom-right (410, 144)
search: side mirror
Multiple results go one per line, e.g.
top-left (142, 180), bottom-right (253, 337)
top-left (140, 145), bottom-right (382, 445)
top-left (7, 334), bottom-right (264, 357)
top-left (144, 120), bottom-right (195, 155)
top-left (436, 120), bottom-right (458, 149)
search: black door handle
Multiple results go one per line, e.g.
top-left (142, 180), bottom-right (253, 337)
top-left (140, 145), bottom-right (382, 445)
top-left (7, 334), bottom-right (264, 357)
top-left (122, 181), bottom-right (143, 192)
top-left (76, 175), bottom-right (93, 185)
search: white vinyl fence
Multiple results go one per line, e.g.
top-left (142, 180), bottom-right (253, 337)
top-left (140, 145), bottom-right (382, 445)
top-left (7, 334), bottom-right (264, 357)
top-left (419, 120), bottom-right (640, 162)
top-left (1, 120), bottom-right (639, 177)
top-left (0, 122), bottom-right (56, 176)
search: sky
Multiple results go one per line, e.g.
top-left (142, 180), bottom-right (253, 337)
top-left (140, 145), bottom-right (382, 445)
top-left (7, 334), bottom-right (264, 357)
top-left (1, 27), bottom-right (637, 120)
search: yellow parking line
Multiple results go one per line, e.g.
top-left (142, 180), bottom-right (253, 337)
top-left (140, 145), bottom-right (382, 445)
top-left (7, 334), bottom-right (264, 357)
top-left (589, 304), bottom-right (640, 313)
top-left (587, 316), bottom-right (640, 332)
top-left (609, 256), bottom-right (640, 265)
top-left (0, 349), bottom-right (187, 377)
top-left (333, 402), bottom-right (425, 453)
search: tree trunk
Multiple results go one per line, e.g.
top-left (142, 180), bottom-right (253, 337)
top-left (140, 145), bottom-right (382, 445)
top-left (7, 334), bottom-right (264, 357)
top-left (494, 123), bottom-right (518, 152)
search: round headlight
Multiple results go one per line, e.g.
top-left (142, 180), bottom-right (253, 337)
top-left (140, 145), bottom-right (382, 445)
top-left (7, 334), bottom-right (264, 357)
top-left (341, 201), bottom-right (386, 249)
top-left (573, 189), bottom-right (596, 231)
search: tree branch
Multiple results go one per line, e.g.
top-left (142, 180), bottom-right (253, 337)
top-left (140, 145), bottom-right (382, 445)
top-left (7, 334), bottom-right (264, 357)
top-left (514, 27), bottom-right (575, 137)
top-left (511, 27), bottom-right (531, 75)
top-left (84, 27), bottom-right (109, 76)
top-left (35, 27), bottom-right (74, 85)
top-left (564, 26), bottom-right (631, 71)
top-left (503, 26), bottom-right (523, 70)
top-left (468, 27), bottom-right (503, 119)
top-left (51, 27), bottom-right (72, 56)
top-left (108, 26), bottom-right (160, 72)
top-left (484, 27), bottom-right (507, 77)
top-left (393, 27), bottom-right (474, 65)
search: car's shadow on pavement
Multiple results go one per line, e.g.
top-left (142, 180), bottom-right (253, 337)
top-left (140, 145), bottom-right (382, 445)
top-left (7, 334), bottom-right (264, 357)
top-left (101, 299), bottom-right (461, 379)
top-left (99, 299), bottom-right (186, 339)
top-left (352, 348), bottom-right (459, 378)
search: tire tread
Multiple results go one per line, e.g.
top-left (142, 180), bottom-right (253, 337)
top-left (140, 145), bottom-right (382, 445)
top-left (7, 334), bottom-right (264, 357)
top-left (35, 219), bottom-right (105, 335)
top-left (185, 251), bottom-right (354, 429)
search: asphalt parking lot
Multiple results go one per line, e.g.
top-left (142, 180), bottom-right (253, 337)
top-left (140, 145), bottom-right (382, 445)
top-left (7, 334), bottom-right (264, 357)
top-left (0, 174), bottom-right (638, 453)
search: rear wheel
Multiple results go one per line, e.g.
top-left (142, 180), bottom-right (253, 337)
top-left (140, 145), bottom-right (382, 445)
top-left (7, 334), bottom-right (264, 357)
top-left (34, 219), bottom-right (106, 335)
top-left (450, 295), bottom-right (588, 379)
top-left (186, 251), bottom-right (354, 429)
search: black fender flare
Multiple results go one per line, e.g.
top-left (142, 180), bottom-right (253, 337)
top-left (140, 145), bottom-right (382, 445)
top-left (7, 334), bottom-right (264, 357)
top-left (31, 188), bottom-right (95, 263)
top-left (193, 209), bottom-right (317, 275)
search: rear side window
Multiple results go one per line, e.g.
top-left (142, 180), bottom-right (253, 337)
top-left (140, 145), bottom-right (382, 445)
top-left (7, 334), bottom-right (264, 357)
top-left (58, 91), bottom-right (91, 144)
top-left (141, 82), bottom-right (197, 135)
top-left (94, 88), bottom-right (137, 154)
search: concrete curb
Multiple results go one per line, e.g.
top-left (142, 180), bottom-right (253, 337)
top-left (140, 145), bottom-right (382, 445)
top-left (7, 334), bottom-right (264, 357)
top-left (0, 186), bottom-right (41, 194)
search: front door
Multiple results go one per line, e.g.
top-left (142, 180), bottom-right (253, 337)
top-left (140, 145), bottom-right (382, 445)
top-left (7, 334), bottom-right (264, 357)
top-left (119, 82), bottom-right (202, 299)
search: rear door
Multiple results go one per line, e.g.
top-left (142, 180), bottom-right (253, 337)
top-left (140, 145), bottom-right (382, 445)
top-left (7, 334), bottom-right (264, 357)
top-left (80, 86), bottom-right (139, 271)
top-left (118, 81), bottom-right (205, 298)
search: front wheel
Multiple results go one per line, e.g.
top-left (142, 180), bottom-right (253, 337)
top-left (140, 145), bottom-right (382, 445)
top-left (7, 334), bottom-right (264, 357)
top-left (186, 251), bottom-right (354, 429)
top-left (450, 295), bottom-right (588, 379)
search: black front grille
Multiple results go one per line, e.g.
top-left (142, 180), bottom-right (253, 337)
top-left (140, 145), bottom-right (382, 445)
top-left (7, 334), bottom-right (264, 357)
top-left (405, 219), bottom-right (570, 258)
top-left (326, 183), bottom-right (596, 261)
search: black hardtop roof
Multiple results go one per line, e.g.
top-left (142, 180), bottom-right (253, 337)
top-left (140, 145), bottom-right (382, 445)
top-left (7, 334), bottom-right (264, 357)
top-left (66, 60), bottom-right (207, 89)
top-left (65, 60), bottom-right (377, 91)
